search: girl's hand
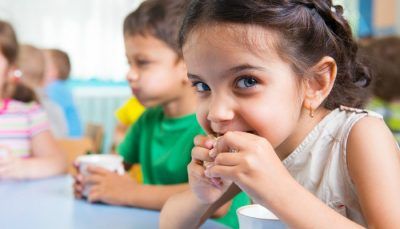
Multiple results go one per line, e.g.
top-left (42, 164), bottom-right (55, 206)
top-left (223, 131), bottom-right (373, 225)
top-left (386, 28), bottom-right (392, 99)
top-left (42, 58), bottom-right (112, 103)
top-left (205, 131), bottom-right (292, 204)
top-left (82, 166), bottom-right (137, 206)
top-left (187, 135), bottom-right (233, 204)
top-left (0, 151), bottom-right (24, 180)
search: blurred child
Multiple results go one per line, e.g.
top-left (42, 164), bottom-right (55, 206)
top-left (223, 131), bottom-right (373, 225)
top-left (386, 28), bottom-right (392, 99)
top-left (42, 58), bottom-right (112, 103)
top-left (42, 49), bottom-right (83, 137)
top-left (73, 0), bottom-right (208, 211)
top-left (17, 44), bottom-right (68, 138)
top-left (160, 1), bottom-right (400, 228)
top-left (0, 20), bottom-right (66, 180)
top-left (360, 36), bottom-right (400, 143)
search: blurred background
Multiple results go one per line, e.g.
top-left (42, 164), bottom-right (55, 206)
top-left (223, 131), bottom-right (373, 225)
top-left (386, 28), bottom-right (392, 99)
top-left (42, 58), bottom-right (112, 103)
top-left (1, 0), bottom-right (399, 152)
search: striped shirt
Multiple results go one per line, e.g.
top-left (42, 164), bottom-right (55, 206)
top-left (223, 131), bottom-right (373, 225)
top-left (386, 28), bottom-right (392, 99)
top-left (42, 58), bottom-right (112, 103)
top-left (0, 99), bottom-right (50, 157)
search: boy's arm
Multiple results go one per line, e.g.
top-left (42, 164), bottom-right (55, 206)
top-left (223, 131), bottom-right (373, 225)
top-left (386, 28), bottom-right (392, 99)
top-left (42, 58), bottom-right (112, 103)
top-left (83, 167), bottom-right (188, 209)
top-left (124, 183), bottom-right (189, 210)
top-left (160, 184), bottom-right (240, 229)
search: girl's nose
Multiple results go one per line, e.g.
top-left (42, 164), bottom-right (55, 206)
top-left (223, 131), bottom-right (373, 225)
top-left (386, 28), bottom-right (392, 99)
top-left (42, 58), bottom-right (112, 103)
top-left (207, 96), bottom-right (235, 123)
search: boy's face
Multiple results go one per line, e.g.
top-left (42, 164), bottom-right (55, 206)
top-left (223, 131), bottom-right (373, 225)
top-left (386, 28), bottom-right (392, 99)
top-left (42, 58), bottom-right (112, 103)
top-left (183, 24), bottom-right (308, 152)
top-left (42, 52), bottom-right (58, 86)
top-left (124, 34), bottom-right (187, 107)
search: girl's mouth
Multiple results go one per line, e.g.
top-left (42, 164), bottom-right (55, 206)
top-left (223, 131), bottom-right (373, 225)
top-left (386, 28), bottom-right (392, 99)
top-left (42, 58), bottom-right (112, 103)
top-left (211, 130), bottom-right (257, 137)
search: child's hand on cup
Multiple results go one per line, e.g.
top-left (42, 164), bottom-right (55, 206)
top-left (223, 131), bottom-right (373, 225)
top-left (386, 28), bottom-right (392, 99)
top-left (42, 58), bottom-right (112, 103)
top-left (187, 135), bottom-right (233, 204)
top-left (72, 168), bottom-right (84, 199)
top-left (205, 131), bottom-right (292, 204)
top-left (80, 166), bottom-right (137, 206)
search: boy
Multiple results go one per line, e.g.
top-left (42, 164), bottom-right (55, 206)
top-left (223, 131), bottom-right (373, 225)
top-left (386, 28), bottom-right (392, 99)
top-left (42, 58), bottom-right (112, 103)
top-left (18, 44), bottom-right (68, 138)
top-left (42, 48), bottom-right (83, 137)
top-left (74, 0), bottom-right (201, 210)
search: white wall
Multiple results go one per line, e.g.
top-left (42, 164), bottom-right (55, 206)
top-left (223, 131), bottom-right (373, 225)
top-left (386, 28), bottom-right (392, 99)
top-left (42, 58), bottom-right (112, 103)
top-left (0, 0), bottom-right (142, 81)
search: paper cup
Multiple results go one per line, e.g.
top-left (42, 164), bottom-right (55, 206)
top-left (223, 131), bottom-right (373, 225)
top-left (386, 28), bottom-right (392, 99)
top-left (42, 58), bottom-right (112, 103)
top-left (237, 204), bottom-right (286, 229)
top-left (75, 154), bottom-right (125, 196)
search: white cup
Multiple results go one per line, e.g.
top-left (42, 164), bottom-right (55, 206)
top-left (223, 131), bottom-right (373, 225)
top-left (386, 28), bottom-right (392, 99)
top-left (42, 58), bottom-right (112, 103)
top-left (75, 154), bottom-right (125, 197)
top-left (237, 204), bottom-right (286, 229)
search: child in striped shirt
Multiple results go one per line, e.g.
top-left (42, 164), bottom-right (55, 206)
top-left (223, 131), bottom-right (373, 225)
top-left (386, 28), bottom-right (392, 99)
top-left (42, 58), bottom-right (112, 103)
top-left (0, 20), bottom-right (66, 180)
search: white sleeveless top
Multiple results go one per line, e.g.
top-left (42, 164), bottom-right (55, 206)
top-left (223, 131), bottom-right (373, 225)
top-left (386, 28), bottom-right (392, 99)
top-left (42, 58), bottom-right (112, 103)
top-left (282, 106), bottom-right (382, 226)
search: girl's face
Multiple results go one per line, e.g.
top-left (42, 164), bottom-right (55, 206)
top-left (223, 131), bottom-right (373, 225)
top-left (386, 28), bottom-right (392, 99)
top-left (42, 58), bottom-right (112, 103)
top-left (124, 34), bottom-right (187, 107)
top-left (183, 24), bottom-right (308, 154)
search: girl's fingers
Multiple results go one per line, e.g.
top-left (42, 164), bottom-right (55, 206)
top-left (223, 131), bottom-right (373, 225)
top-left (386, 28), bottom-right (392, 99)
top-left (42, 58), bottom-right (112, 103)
top-left (205, 164), bottom-right (236, 180)
top-left (191, 146), bottom-right (214, 162)
top-left (188, 160), bottom-right (206, 178)
top-left (193, 135), bottom-right (215, 149)
top-left (215, 131), bottom-right (267, 153)
top-left (214, 152), bottom-right (242, 166)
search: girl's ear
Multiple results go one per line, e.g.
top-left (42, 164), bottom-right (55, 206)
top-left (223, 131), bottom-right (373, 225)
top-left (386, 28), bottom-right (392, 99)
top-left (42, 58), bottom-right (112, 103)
top-left (303, 56), bottom-right (337, 111)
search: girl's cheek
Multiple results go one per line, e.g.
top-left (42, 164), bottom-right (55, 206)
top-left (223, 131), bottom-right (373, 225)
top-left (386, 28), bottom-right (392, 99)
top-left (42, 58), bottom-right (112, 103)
top-left (196, 111), bottom-right (211, 133)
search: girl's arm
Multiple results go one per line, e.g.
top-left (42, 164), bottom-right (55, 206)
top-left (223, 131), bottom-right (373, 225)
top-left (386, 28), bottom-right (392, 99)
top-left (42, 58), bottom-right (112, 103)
top-left (20, 130), bottom-right (67, 179)
top-left (206, 132), bottom-right (365, 228)
top-left (347, 117), bottom-right (400, 227)
top-left (160, 184), bottom-right (240, 229)
top-left (247, 117), bottom-right (400, 228)
top-left (114, 182), bottom-right (190, 210)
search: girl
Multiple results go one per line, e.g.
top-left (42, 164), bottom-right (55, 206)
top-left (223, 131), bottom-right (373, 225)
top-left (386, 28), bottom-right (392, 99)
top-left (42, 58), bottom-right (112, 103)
top-left (0, 20), bottom-right (66, 180)
top-left (160, 0), bottom-right (400, 228)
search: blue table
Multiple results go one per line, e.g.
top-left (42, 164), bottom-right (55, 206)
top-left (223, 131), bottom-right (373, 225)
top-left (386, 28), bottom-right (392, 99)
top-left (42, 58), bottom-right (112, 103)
top-left (0, 175), bottom-right (228, 229)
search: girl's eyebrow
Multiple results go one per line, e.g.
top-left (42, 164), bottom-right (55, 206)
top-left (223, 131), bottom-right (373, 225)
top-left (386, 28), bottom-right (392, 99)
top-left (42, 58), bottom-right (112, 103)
top-left (227, 64), bottom-right (266, 74)
top-left (187, 64), bottom-right (267, 81)
top-left (188, 73), bottom-right (202, 81)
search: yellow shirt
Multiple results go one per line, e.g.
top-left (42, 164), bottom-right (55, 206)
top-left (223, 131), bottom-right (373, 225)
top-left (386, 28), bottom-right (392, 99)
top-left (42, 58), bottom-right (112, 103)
top-left (115, 97), bottom-right (145, 126)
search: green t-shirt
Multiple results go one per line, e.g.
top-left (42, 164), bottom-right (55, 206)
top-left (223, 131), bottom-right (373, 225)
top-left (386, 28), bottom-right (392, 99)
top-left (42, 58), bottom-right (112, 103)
top-left (118, 106), bottom-right (204, 185)
top-left (214, 191), bottom-right (251, 229)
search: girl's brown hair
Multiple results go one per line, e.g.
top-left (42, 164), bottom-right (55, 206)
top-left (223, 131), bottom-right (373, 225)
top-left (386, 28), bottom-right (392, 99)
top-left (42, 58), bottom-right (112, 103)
top-left (179, 0), bottom-right (371, 109)
top-left (0, 20), bottom-right (37, 103)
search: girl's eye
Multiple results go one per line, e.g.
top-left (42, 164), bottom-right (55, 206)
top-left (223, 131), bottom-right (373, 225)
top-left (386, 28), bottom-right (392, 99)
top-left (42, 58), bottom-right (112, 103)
top-left (236, 77), bottom-right (258, 88)
top-left (192, 82), bottom-right (210, 92)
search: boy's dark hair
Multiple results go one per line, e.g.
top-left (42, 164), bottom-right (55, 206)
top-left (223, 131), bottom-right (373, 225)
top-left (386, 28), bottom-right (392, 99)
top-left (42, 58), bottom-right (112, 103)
top-left (123, 0), bottom-right (189, 58)
top-left (44, 49), bottom-right (71, 81)
top-left (359, 37), bottom-right (400, 102)
top-left (179, 0), bottom-right (372, 109)
top-left (0, 20), bottom-right (37, 103)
